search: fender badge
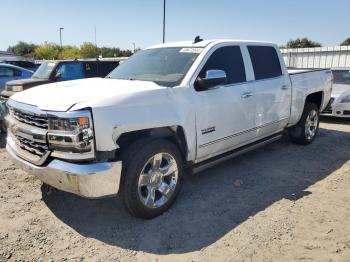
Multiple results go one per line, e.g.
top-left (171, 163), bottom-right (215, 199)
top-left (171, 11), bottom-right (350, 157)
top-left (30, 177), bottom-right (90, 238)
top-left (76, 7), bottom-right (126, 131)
top-left (201, 127), bottom-right (216, 135)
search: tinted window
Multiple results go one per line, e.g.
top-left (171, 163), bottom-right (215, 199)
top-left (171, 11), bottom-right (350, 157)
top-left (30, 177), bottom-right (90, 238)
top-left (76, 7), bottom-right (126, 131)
top-left (332, 70), bottom-right (350, 85)
top-left (198, 46), bottom-right (246, 86)
top-left (248, 46), bottom-right (282, 80)
top-left (0, 66), bottom-right (17, 77)
top-left (99, 62), bottom-right (119, 77)
top-left (84, 62), bottom-right (98, 78)
top-left (56, 62), bottom-right (84, 81)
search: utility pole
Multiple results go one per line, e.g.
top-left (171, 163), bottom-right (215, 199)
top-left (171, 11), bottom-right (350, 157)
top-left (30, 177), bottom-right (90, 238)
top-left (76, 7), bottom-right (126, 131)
top-left (59, 27), bottom-right (64, 49)
top-left (162, 0), bottom-right (166, 43)
top-left (94, 25), bottom-right (97, 47)
top-left (132, 42), bottom-right (136, 53)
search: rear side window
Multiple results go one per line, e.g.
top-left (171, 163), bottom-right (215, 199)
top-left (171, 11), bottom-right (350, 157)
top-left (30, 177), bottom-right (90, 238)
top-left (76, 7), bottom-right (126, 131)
top-left (198, 46), bottom-right (246, 85)
top-left (0, 66), bottom-right (20, 77)
top-left (248, 46), bottom-right (282, 80)
top-left (84, 62), bottom-right (98, 78)
top-left (99, 62), bottom-right (119, 77)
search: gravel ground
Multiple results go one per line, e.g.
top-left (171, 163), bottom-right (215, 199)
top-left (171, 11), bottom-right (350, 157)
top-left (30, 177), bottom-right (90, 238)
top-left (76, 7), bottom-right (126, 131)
top-left (0, 117), bottom-right (350, 262)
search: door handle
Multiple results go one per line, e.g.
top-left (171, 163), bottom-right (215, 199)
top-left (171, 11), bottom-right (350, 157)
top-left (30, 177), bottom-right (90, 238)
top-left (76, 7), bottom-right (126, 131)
top-left (241, 92), bottom-right (253, 98)
top-left (281, 85), bottom-right (289, 90)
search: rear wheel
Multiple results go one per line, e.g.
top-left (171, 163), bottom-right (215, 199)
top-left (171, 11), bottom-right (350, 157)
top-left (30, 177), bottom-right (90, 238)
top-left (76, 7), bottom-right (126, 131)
top-left (289, 103), bottom-right (320, 145)
top-left (120, 138), bottom-right (184, 219)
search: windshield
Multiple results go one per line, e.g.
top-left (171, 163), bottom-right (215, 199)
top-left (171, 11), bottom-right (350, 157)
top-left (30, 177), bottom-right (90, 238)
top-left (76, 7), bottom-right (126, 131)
top-left (32, 62), bottom-right (56, 79)
top-left (108, 47), bottom-right (202, 87)
top-left (332, 70), bottom-right (350, 85)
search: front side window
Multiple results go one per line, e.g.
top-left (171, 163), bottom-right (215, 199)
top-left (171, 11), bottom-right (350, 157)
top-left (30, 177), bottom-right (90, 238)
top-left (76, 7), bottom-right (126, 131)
top-left (332, 70), bottom-right (350, 85)
top-left (108, 47), bottom-right (201, 87)
top-left (56, 62), bottom-right (84, 81)
top-left (197, 46), bottom-right (246, 85)
top-left (248, 46), bottom-right (282, 80)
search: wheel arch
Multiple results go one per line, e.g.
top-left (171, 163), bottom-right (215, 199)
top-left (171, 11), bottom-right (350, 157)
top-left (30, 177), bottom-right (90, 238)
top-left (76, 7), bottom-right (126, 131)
top-left (305, 91), bottom-right (323, 109)
top-left (116, 126), bottom-right (190, 161)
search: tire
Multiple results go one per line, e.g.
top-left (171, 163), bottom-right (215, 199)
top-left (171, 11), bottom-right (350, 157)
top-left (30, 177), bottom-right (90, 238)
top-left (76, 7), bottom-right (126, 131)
top-left (288, 103), bottom-right (320, 145)
top-left (120, 138), bottom-right (184, 219)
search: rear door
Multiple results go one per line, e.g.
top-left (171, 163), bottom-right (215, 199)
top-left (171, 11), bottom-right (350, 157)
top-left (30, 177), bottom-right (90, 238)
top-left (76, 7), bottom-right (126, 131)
top-left (246, 45), bottom-right (291, 138)
top-left (194, 44), bottom-right (256, 160)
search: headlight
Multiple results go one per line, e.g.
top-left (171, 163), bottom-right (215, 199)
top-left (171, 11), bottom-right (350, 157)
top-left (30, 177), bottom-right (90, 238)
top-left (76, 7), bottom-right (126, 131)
top-left (47, 110), bottom-right (95, 160)
top-left (9, 85), bottom-right (23, 92)
top-left (340, 95), bottom-right (350, 103)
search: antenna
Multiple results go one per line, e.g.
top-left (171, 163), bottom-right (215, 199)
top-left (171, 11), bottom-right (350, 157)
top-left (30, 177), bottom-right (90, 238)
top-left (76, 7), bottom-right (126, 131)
top-left (193, 36), bottom-right (203, 44)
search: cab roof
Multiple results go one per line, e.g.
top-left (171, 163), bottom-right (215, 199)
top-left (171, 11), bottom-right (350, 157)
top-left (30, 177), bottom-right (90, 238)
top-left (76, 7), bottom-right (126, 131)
top-left (148, 39), bottom-right (276, 49)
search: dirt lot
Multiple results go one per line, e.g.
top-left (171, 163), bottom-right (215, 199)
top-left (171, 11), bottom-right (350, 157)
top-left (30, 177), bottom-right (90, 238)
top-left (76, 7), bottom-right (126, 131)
top-left (0, 117), bottom-right (350, 262)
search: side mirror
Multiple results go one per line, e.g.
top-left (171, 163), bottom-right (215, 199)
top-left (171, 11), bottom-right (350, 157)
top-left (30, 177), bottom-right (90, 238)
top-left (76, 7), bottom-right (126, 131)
top-left (196, 70), bottom-right (227, 90)
top-left (54, 71), bottom-right (62, 80)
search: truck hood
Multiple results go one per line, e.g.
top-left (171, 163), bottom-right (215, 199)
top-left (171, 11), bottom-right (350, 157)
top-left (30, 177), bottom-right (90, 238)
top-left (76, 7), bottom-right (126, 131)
top-left (6, 78), bottom-right (51, 90)
top-left (332, 84), bottom-right (350, 98)
top-left (10, 78), bottom-right (165, 111)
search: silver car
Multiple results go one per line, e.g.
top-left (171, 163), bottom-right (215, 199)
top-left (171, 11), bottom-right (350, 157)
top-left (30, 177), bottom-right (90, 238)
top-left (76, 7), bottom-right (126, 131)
top-left (323, 68), bottom-right (350, 117)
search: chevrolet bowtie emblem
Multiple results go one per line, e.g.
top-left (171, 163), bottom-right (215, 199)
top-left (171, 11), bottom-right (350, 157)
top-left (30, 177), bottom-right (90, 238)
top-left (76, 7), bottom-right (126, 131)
top-left (11, 125), bottom-right (18, 134)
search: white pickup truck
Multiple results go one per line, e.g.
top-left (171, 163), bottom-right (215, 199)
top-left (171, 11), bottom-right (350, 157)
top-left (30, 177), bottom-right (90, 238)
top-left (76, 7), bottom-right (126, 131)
top-left (5, 39), bottom-right (332, 218)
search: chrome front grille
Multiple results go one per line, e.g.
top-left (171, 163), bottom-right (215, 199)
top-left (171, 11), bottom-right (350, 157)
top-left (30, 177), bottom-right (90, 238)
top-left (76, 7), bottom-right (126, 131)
top-left (7, 100), bottom-right (50, 165)
top-left (12, 109), bottom-right (48, 129)
top-left (15, 135), bottom-right (48, 156)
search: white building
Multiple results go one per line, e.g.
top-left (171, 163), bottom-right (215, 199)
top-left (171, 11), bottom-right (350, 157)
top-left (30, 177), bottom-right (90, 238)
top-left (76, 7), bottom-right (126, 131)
top-left (281, 46), bottom-right (350, 68)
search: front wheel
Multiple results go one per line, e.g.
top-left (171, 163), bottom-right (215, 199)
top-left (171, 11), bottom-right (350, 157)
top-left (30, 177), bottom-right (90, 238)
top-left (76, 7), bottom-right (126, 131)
top-left (288, 103), bottom-right (320, 145)
top-left (120, 139), bottom-right (184, 219)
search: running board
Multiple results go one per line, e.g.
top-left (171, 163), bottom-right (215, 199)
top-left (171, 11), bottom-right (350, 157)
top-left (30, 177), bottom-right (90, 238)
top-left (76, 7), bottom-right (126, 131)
top-left (189, 133), bottom-right (283, 174)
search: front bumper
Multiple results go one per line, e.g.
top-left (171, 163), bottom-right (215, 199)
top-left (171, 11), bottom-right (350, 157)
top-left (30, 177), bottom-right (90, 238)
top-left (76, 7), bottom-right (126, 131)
top-left (322, 101), bottom-right (350, 118)
top-left (7, 140), bottom-right (123, 198)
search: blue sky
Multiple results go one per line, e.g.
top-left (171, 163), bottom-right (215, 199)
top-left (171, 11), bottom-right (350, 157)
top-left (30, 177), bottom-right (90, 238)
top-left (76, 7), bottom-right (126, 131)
top-left (1, 0), bottom-right (349, 50)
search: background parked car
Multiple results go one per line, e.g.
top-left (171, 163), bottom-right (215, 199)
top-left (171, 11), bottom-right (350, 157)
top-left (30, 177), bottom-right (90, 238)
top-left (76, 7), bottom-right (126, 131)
top-left (323, 68), bottom-right (350, 117)
top-left (0, 63), bottom-right (33, 131)
top-left (1, 59), bottom-right (120, 98)
top-left (1, 60), bottom-right (38, 72)
top-left (0, 63), bottom-right (33, 92)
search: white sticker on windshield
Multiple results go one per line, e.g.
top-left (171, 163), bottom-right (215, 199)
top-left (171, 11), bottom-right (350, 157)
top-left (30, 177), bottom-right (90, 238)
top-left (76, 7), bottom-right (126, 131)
top-left (180, 48), bottom-right (204, 53)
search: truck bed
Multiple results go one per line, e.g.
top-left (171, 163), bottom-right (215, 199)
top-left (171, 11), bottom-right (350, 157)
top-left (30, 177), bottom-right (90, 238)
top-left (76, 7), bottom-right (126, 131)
top-left (287, 68), bottom-right (333, 126)
top-left (287, 68), bottom-right (331, 75)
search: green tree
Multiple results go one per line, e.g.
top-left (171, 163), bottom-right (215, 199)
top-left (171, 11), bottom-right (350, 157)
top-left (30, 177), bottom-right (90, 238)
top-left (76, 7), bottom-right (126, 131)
top-left (34, 42), bottom-right (60, 60)
top-left (286, 38), bottom-right (322, 48)
top-left (59, 46), bottom-right (81, 59)
top-left (119, 49), bottom-right (133, 57)
top-left (99, 47), bottom-right (121, 58)
top-left (80, 42), bottom-right (99, 58)
top-left (7, 41), bottom-right (39, 57)
top-left (340, 38), bottom-right (350, 46)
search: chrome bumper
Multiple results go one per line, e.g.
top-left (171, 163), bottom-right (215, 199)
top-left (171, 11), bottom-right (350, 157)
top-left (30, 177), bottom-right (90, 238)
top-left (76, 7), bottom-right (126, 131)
top-left (322, 102), bottom-right (350, 118)
top-left (7, 141), bottom-right (123, 198)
